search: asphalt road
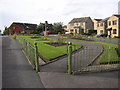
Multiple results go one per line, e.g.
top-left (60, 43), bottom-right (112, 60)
top-left (2, 36), bottom-right (44, 88)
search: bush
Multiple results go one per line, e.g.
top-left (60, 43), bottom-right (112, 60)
top-left (12, 35), bottom-right (16, 39)
top-left (114, 36), bottom-right (120, 38)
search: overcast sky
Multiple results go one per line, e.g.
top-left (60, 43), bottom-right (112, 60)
top-left (0, 0), bottom-right (119, 32)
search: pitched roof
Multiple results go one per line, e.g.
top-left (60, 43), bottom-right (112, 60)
top-left (100, 17), bottom-right (110, 22)
top-left (13, 22), bottom-right (37, 30)
top-left (69, 17), bottom-right (92, 24)
top-left (94, 19), bottom-right (102, 21)
top-left (113, 14), bottom-right (120, 18)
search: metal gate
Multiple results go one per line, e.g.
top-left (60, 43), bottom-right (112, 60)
top-left (67, 42), bottom-right (120, 75)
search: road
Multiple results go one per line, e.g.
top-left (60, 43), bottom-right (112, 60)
top-left (2, 36), bottom-right (44, 88)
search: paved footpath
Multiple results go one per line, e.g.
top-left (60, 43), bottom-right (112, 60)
top-left (39, 37), bottom-right (119, 88)
top-left (2, 36), bottom-right (44, 88)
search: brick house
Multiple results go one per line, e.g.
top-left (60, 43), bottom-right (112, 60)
top-left (67, 17), bottom-right (94, 34)
top-left (9, 22), bottom-right (37, 35)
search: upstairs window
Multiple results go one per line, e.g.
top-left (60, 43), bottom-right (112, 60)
top-left (80, 23), bottom-right (83, 26)
top-left (13, 27), bottom-right (15, 29)
top-left (100, 23), bottom-right (103, 27)
top-left (70, 23), bottom-right (74, 26)
top-left (109, 21), bottom-right (111, 26)
top-left (113, 20), bottom-right (117, 25)
top-left (76, 23), bottom-right (79, 26)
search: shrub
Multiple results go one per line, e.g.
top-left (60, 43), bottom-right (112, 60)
top-left (12, 35), bottom-right (16, 39)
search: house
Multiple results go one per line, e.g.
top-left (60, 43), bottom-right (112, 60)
top-left (95, 17), bottom-right (109, 35)
top-left (93, 19), bottom-right (102, 31)
top-left (63, 25), bottom-right (67, 31)
top-left (67, 17), bottom-right (94, 34)
top-left (107, 14), bottom-right (120, 38)
top-left (9, 22), bottom-right (37, 35)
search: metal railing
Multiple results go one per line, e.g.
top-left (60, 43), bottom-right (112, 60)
top-left (67, 42), bottom-right (120, 75)
top-left (16, 36), bottom-right (40, 72)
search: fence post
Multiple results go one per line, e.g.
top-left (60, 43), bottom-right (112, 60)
top-left (34, 42), bottom-right (40, 72)
top-left (67, 42), bottom-right (72, 74)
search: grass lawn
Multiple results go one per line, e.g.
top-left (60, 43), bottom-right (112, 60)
top-left (18, 36), bottom-right (81, 60)
top-left (67, 38), bottom-right (120, 64)
top-left (94, 41), bottom-right (119, 64)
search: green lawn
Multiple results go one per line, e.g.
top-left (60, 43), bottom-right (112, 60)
top-left (94, 41), bottom-right (119, 63)
top-left (18, 36), bottom-right (81, 60)
top-left (67, 38), bottom-right (120, 63)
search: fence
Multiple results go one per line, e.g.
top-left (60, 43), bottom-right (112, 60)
top-left (16, 36), bottom-right (39, 72)
top-left (67, 42), bottom-right (120, 75)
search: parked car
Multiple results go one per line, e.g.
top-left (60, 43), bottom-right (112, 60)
top-left (81, 33), bottom-right (91, 36)
top-left (97, 34), bottom-right (108, 37)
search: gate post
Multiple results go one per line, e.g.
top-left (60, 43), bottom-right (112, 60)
top-left (67, 42), bottom-right (72, 74)
top-left (34, 42), bottom-right (40, 72)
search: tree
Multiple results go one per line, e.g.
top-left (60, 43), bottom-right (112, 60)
top-left (3, 27), bottom-right (9, 35)
top-left (52, 22), bottom-right (65, 34)
top-left (36, 24), bottom-right (45, 33)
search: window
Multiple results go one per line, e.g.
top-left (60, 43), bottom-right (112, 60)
top-left (81, 29), bottom-right (84, 33)
top-left (100, 23), bottom-right (103, 27)
top-left (70, 29), bottom-right (74, 32)
top-left (109, 21), bottom-right (111, 26)
top-left (100, 30), bottom-right (103, 34)
top-left (70, 23), bottom-right (74, 26)
top-left (113, 20), bottom-right (117, 25)
top-left (76, 23), bottom-right (79, 26)
top-left (97, 24), bottom-right (99, 27)
top-left (80, 23), bottom-right (83, 26)
top-left (113, 29), bottom-right (117, 34)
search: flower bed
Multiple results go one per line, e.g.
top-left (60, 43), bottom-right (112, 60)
top-left (46, 42), bottom-right (68, 47)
